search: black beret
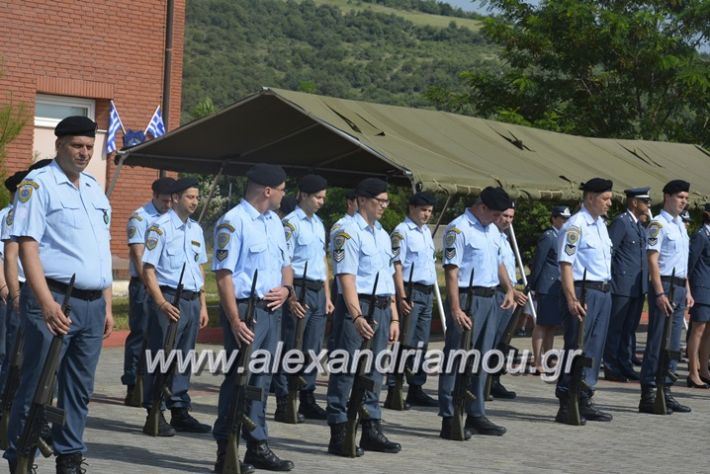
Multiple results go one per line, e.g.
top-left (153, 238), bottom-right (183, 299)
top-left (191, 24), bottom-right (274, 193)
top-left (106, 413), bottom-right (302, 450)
top-left (409, 191), bottom-right (435, 207)
top-left (171, 177), bottom-right (199, 194)
top-left (246, 163), bottom-right (287, 187)
top-left (152, 177), bottom-right (177, 195)
top-left (552, 206), bottom-right (571, 217)
top-left (480, 186), bottom-right (512, 211)
top-left (356, 177), bottom-right (388, 198)
top-left (298, 174), bottom-right (327, 194)
top-left (54, 116), bottom-right (97, 138)
top-left (280, 195), bottom-right (298, 215)
top-left (29, 159), bottom-right (53, 171)
top-left (624, 186), bottom-right (650, 199)
top-left (662, 179), bottom-right (690, 195)
top-left (4, 170), bottom-right (28, 194)
top-left (580, 178), bottom-right (613, 193)
top-left (345, 189), bottom-right (357, 200)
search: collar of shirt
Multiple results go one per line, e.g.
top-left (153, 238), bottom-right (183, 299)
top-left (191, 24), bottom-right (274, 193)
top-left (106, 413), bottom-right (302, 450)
top-left (144, 201), bottom-right (159, 216)
top-left (580, 206), bottom-right (600, 226)
top-left (404, 216), bottom-right (422, 231)
top-left (168, 209), bottom-right (189, 230)
top-left (239, 198), bottom-right (274, 222)
top-left (660, 209), bottom-right (682, 226)
top-left (294, 205), bottom-right (320, 223)
top-left (48, 160), bottom-right (83, 189)
top-left (626, 209), bottom-right (638, 224)
top-left (551, 226), bottom-right (559, 237)
top-left (464, 208), bottom-right (486, 230)
top-left (354, 212), bottom-right (381, 232)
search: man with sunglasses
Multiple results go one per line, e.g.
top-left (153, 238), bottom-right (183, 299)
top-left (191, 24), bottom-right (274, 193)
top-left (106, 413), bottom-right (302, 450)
top-left (603, 187), bottom-right (651, 383)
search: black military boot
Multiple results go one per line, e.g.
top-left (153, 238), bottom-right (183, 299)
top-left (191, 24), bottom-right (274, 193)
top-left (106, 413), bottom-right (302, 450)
top-left (439, 416), bottom-right (472, 440)
top-left (145, 409), bottom-right (176, 436)
top-left (327, 422), bottom-right (364, 457)
top-left (274, 395), bottom-right (304, 423)
top-left (406, 384), bottom-right (438, 407)
top-left (464, 415), bottom-right (506, 436)
top-left (555, 396), bottom-right (586, 425)
top-left (55, 453), bottom-right (86, 474)
top-left (124, 384), bottom-right (139, 407)
top-left (490, 377), bottom-right (517, 400)
top-left (579, 397), bottom-right (613, 422)
top-left (244, 440), bottom-right (294, 471)
top-left (359, 419), bottom-right (401, 453)
top-left (298, 391), bottom-right (327, 420)
top-left (170, 408), bottom-right (211, 433)
top-left (9, 459), bottom-right (36, 474)
top-left (214, 439), bottom-right (255, 474)
top-left (664, 386), bottom-right (691, 413)
top-left (638, 385), bottom-right (671, 414)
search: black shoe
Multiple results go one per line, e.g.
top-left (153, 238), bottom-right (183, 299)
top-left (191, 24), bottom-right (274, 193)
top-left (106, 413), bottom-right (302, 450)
top-left (124, 384), bottom-right (139, 407)
top-left (464, 415), bottom-right (506, 436)
top-left (327, 422), bottom-right (364, 457)
top-left (146, 410), bottom-right (176, 436)
top-left (214, 440), bottom-right (255, 474)
top-left (579, 398), bottom-right (612, 422)
top-left (170, 408), bottom-right (211, 433)
top-left (490, 379), bottom-right (516, 399)
top-left (298, 391), bottom-right (327, 420)
top-left (274, 395), bottom-right (304, 423)
top-left (359, 419), bottom-right (401, 453)
top-left (244, 441), bottom-right (294, 471)
top-left (406, 385), bottom-right (438, 407)
top-left (638, 386), bottom-right (671, 415)
top-left (604, 371), bottom-right (628, 383)
top-left (439, 416), bottom-right (472, 440)
top-left (664, 386), bottom-right (691, 413)
top-left (686, 377), bottom-right (709, 389)
top-left (621, 369), bottom-right (640, 381)
top-left (56, 453), bottom-right (86, 474)
top-left (555, 402), bottom-right (586, 425)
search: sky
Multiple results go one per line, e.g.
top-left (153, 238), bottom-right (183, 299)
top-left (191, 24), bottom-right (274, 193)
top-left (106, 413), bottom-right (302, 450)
top-left (442, 0), bottom-right (540, 14)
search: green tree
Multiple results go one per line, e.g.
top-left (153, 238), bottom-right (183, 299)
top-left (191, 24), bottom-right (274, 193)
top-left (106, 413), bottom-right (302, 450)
top-left (0, 63), bottom-right (30, 206)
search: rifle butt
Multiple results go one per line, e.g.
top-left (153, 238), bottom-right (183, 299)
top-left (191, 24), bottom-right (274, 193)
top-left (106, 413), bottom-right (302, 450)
top-left (342, 419), bottom-right (359, 457)
top-left (450, 410), bottom-right (467, 441)
top-left (222, 433), bottom-right (243, 474)
top-left (0, 411), bottom-right (9, 450)
top-left (565, 395), bottom-right (583, 426)
top-left (283, 391), bottom-right (301, 424)
top-left (483, 374), bottom-right (493, 401)
top-left (653, 386), bottom-right (668, 415)
top-left (142, 406), bottom-right (161, 436)
top-left (126, 376), bottom-right (144, 407)
top-left (383, 380), bottom-right (406, 410)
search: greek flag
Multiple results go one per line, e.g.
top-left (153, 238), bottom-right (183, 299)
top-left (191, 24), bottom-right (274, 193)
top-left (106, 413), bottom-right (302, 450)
top-left (145, 106), bottom-right (166, 138)
top-left (106, 100), bottom-right (124, 154)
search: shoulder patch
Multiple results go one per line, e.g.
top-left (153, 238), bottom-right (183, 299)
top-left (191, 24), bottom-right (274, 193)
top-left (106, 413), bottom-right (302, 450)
top-left (17, 180), bottom-right (38, 203)
top-left (330, 222), bottom-right (342, 235)
top-left (217, 223), bottom-right (236, 233)
top-left (648, 220), bottom-right (662, 246)
top-left (127, 226), bottom-right (136, 239)
top-left (564, 225), bottom-right (581, 256)
top-left (147, 225), bottom-right (163, 235)
top-left (333, 231), bottom-right (351, 263)
top-left (6, 209), bottom-right (14, 227)
top-left (146, 237), bottom-right (158, 251)
top-left (391, 231), bottom-right (404, 257)
top-left (444, 227), bottom-right (461, 248)
top-left (284, 220), bottom-right (296, 241)
top-left (129, 212), bottom-right (144, 222)
top-left (216, 231), bottom-right (231, 250)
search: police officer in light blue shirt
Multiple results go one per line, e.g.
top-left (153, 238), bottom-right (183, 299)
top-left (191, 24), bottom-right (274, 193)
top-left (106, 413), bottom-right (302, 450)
top-left (438, 186), bottom-right (516, 440)
top-left (603, 187), bottom-right (650, 382)
top-left (639, 180), bottom-right (693, 413)
top-left (141, 177), bottom-right (210, 435)
top-left (326, 177), bottom-right (401, 457)
top-left (384, 191), bottom-right (438, 409)
top-left (211, 163), bottom-right (294, 473)
top-left (554, 178), bottom-right (614, 425)
top-left (121, 177), bottom-right (175, 406)
top-left (273, 174), bottom-right (334, 422)
top-left (3, 117), bottom-right (113, 473)
top-left (687, 203), bottom-right (710, 388)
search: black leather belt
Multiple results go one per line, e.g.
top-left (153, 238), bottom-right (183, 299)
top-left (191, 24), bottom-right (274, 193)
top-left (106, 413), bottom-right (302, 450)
top-left (236, 297), bottom-right (273, 312)
top-left (458, 286), bottom-right (496, 297)
top-left (574, 280), bottom-right (610, 293)
top-left (358, 294), bottom-right (391, 309)
top-left (46, 278), bottom-right (102, 301)
top-left (661, 275), bottom-right (687, 287)
top-left (294, 278), bottom-right (324, 291)
top-left (160, 286), bottom-right (200, 301)
top-left (411, 283), bottom-right (434, 294)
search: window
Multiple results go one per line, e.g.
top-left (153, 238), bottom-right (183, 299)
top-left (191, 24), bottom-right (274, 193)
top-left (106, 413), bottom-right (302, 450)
top-left (35, 94), bottom-right (95, 128)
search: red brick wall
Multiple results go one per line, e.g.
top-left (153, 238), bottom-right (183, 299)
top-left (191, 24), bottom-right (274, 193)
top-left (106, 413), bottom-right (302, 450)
top-left (0, 0), bottom-right (185, 276)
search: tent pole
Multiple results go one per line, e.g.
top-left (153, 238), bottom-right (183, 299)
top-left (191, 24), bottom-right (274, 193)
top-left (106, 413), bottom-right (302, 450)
top-left (197, 164), bottom-right (224, 224)
top-left (106, 155), bottom-right (126, 198)
top-left (431, 190), bottom-right (453, 335)
top-left (508, 223), bottom-right (537, 322)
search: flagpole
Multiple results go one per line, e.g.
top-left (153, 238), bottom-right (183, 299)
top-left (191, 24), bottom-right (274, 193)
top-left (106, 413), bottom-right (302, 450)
top-left (111, 100), bottom-right (127, 134)
top-left (144, 105), bottom-right (160, 136)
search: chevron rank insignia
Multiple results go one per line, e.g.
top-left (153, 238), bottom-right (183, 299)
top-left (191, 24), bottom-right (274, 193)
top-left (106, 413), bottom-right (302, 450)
top-left (216, 249), bottom-right (228, 261)
top-left (333, 231), bottom-right (351, 263)
top-left (391, 231), bottom-right (403, 257)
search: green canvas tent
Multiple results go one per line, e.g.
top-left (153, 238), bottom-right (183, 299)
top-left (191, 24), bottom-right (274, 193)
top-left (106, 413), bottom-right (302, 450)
top-left (118, 87), bottom-right (710, 205)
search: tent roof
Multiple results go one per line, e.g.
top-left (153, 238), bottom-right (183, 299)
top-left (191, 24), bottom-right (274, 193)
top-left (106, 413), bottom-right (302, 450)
top-left (120, 87), bottom-right (710, 205)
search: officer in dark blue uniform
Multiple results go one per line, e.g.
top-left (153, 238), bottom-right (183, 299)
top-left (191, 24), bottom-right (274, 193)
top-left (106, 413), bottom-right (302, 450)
top-left (326, 177), bottom-right (402, 457)
top-left (687, 204), bottom-right (710, 388)
top-left (555, 178), bottom-right (614, 424)
top-left (529, 206), bottom-right (569, 373)
top-left (212, 163), bottom-right (294, 472)
top-left (122, 177), bottom-right (175, 405)
top-left (273, 174), bottom-right (334, 422)
top-left (639, 180), bottom-right (693, 413)
top-left (603, 187), bottom-right (651, 382)
top-left (142, 177), bottom-right (211, 435)
top-left (3, 116), bottom-right (114, 473)
top-left (438, 186), bottom-right (516, 439)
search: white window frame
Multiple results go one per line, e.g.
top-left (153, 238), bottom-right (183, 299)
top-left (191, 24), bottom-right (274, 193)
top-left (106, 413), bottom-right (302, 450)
top-left (34, 94), bottom-right (96, 128)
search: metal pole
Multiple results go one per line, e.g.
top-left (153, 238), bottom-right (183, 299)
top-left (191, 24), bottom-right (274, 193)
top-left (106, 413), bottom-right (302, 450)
top-left (197, 164), bottom-right (224, 224)
top-left (431, 191), bottom-right (453, 335)
top-left (507, 223), bottom-right (537, 321)
top-left (106, 155), bottom-right (126, 198)
top-left (159, 0), bottom-right (174, 178)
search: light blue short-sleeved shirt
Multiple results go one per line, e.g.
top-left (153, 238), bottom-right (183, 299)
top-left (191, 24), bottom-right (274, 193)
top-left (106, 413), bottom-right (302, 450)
top-left (391, 217), bottom-right (436, 286)
top-left (557, 206), bottom-right (612, 281)
top-left (333, 212), bottom-right (395, 296)
top-left (647, 209), bottom-right (689, 278)
top-left (126, 201), bottom-right (162, 278)
top-left (0, 204), bottom-right (25, 283)
top-left (283, 206), bottom-right (326, 282)
top-left (0, 205), bottom-right (11, 259)
top-left (11, 160), bottom-right (112, 290)
top-left (499, 230), bottom-right (517, 286)
top-left (212, 199), bottom-right (290, 299)
top-left (142, 209), bottom-right (207, 292)
top-left (443, 209), bottom-right (501, 287)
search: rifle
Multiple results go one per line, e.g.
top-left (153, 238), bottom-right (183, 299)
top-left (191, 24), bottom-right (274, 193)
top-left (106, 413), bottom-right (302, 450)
top-left (565, 269), bottom-right (592, 426)
top-left (654, 268), bottom-right (680, 415)
top-left (284, 263), bottom-right (309, 424)
top-left (384, 264), bottom-right (416, 410)
top-left (126, 335), bottom-right (148, 407)
top-left (143, 263), bottom-right (186, 436)
top-left (220, 270), bottom-right (263, 474)
top-left (450, 269), bottom-right (477, 441)
top-left (343, 273), bottom-right (380, 457)
top-left (15, 274), bottom-right (75, 473)
top-left (0, 321), bottom-right (25, 449)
